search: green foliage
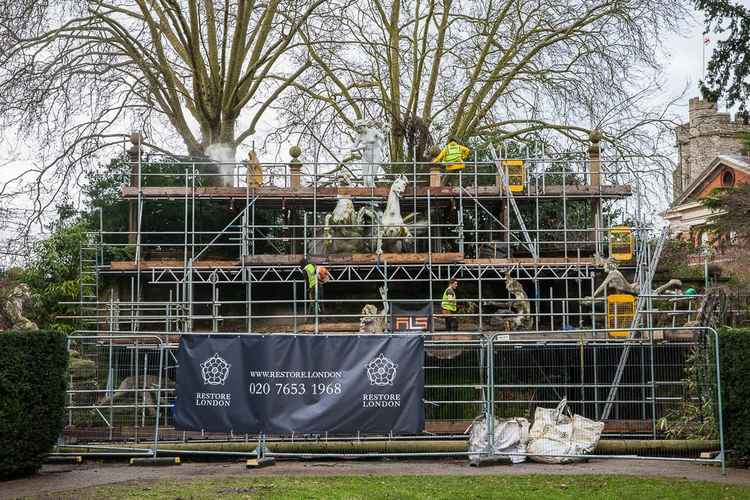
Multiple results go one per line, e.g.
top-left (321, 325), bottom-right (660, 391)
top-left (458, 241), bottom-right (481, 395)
top-left (697, 0), bottom-right (750, 111)
top-left (659, 239), bottom-right (705, 280)
top-left (0, 330), bottom-right (68, 479)
top-left (657, 346), bottom-right (717, 440)
top-left (21, 218), bottom-right (91, 333)
top-left (718, 327), bottom-right (750, 464)
top-left (701, 184), bottom-right (750, 241)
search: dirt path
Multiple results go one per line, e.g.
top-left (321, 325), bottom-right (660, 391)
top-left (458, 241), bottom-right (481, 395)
top-left (3, 459), bottom-right (749, 499)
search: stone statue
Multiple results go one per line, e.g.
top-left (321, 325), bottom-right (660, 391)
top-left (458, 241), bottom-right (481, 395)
top-left (359, 286), bottom-right (389, 333)
top-left (319, 176), bottom-right (417, 254)
top-left (341, 119), bottom-right (386, 187)
top-left (246, 149), bottom-right (262, 188)
top-left (376, 174), bottom-right (413, 254)
top-left (323, 197), bottom-right (378, 254)
top-left (582, 255), bottom-right (682, 303)
top-left (503, 271), bottom-right (531, 330)
top-left (0, 282), bottom-right (37, 331)
top-left (484, 270), bottom-right (531, 331)
top-left (95, 375), bottom-right (173, 416)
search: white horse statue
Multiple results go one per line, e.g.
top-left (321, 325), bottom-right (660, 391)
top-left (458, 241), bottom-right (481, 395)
top-left (319, 175), bottom-right (417, 254)
top-left (376, 174), bottom-right (412, 254)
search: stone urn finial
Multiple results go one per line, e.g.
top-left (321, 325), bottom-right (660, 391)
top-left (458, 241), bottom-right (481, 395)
top-left (289, 145), bottom-right (302, 162)
top-left (288, 145), bottom-right (303, 188)
top-left (589, 129), bottom-right (603, 144)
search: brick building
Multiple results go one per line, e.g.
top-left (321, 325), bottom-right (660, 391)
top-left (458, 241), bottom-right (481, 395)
top-left (664, 155), bottom-right (750, 244)
top-left (673, 97), bottom-right (750, 201)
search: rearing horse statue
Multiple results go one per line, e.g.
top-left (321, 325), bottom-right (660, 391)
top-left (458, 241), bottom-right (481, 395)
top-left (376, 174), bottom-right (412, 254)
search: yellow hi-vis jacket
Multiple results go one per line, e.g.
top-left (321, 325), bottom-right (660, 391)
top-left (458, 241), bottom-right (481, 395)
top-left (432, 141), bottom-right (471, 171)
top-left (442, 287), bottom-right (457, 312)
top-left (304, 263), bottom-right (317, 288)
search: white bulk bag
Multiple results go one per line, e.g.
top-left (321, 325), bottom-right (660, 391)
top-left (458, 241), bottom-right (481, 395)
top-left (468, 415), bottom-right (530, 464)
top-left (527, 398), bottom-right (604, 464)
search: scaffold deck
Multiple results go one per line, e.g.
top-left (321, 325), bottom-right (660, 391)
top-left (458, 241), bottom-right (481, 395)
top-left (107, 253), bottom-right (601, 272)
top-left (121, 184), bottom-right (631, 205)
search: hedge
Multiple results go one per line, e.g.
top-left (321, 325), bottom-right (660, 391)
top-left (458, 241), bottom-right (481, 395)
top-left (0, 330), bottom-right (68, 479)
top-left (719, 327), bottom-right (750, 464)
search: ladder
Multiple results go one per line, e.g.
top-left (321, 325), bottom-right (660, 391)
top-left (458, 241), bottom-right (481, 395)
top-left (600, 226), bottom-right (668, 420)
top-left (79, 238), bottom-right (100, 319)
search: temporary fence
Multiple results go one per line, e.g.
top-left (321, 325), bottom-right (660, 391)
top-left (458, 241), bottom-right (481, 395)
top-left (60, 327), bottom-right (724, 471)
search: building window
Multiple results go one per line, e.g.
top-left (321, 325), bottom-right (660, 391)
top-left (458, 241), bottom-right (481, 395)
top-left (721, 169), bottom-right (735, 187)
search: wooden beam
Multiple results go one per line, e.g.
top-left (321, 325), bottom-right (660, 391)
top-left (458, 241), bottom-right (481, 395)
top-left (242, 252), bottom-right (464, 266)
top-left (121, 184), bottom-right (632, 200)
top-left (465, 257), bottom-right (596, 265)
top-left (109, 259), bottom-right (241, 270)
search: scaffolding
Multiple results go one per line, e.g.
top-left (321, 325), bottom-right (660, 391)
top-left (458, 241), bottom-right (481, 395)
top-left (57, 136), bottom-right (727, 458)
top-left (63, 135), bottom-right (697, 338)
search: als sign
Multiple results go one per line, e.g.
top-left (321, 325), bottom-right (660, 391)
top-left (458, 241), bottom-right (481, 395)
top-left (174, 335), bottom-right (424, 434)
top-left (390, 303), bottom-right (432, 332)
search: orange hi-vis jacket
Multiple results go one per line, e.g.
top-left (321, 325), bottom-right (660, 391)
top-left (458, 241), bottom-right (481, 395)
top-left (432, 141), bottom-right (471, 171)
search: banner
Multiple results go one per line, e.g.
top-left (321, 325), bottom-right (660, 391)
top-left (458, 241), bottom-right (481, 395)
top-left (174, 335), bottom-right (424, 434)
top-left (390, 303), bottom-right (433, 332)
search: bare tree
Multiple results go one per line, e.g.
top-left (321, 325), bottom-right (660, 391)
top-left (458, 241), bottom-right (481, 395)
top-left (0, 0), bottom-right (332, 206)
top-left (282, 0), bottom-right (688, 164)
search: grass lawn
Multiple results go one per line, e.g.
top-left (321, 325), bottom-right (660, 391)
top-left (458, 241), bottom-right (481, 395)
top-left (56, 474), bottom-right (750, 499)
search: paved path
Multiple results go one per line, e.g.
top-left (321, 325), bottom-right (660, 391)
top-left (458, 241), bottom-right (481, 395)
top-left (3, 459), bottom-right (749, 499)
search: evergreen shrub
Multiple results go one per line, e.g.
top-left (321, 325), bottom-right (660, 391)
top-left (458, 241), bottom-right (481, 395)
top-left (0, 330), bottom-right (68, 479)
top-left (719, 327), bottom-right (750, 464)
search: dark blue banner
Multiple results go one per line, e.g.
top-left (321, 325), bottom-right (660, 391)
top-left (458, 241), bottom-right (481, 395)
top-left (390, 303), bottom-right (433, 332)
top-left (174, 335), bottom-right (424, 434)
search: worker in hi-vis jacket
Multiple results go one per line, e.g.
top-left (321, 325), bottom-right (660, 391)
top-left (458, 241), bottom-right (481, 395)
top-left (432, 136), bottom-right (471, 186)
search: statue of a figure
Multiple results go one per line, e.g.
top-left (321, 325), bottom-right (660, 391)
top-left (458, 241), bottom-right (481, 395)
top-left (360, 286), bottom-right (389, 333)
top-left (320, 176), bottom-right (417, 254)
top-left (0, 282), bottom-right (38, 331)
top-left (341, 119), bottom-right (385, 187)
top-left (582, 255), bottom-right (682, 303)
top-left (246, 149), bottom-right (263, 188)
top-left (376, 174), bottom-right (412, 254)
top-left (323, 197), bottom-right (377, 253)
top-left (483, 270), bottom-right (531, 331)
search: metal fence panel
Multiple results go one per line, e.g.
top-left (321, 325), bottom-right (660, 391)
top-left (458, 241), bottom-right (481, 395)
top-left (61, 329), bottom-right (724, 470)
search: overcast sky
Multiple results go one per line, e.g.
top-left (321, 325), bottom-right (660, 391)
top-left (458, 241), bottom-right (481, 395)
top-left (0, 4), bottom-right (731, 231)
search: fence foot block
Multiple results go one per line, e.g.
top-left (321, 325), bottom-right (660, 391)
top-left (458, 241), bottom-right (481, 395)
top-left (246, 457), bottom-right (275, 468)
top-left (45, 456), bottom-right (83, 465)
top-left (130, 457), bottom-right (181, 466)
top-left (469, 456), bottom-right (511, 467)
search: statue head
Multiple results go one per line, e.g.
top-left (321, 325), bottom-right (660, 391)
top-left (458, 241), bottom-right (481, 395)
top-left (332, 197), bottom-right (355, 220)
top-left (593, 253), bottom-right (619, 272)
top-left (354, 119), bottom-right (369, 132)
top-left (353, 119), bottom-right (383, 138)
top-left (603, 258), bottom-right (619, 272)
top-left (390, 174), bottom-right (408, 197)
